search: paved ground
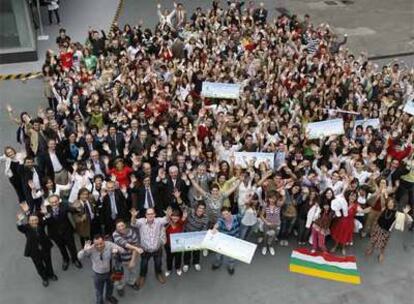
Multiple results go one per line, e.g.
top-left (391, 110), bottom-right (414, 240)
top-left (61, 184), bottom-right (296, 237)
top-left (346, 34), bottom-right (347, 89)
top-left (0, 1), bottom-right (413, 304)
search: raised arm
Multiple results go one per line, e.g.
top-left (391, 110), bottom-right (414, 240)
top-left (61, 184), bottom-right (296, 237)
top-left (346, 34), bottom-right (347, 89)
top-left (188, 172), bottom-right (208, 197)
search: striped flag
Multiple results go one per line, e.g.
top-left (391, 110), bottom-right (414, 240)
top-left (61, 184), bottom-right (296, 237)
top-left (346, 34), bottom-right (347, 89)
top-left (289, 248), bottom-right (361, 285)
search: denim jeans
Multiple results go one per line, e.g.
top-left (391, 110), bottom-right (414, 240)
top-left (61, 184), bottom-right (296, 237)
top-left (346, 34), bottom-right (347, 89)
top-left (213, 253), bottom-right (235, 270)
top-left (139, 249), bottom-right (163, 277)
top-left (239, 223), bottom-right (256, 240)
top-left (93, 272), bottom-right (113, 304)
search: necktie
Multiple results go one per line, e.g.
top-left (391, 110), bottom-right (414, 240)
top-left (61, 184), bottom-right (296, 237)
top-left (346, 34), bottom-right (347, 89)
top-left (110, 194), bottom-right (117, 219)
top-left (84, 201), bottom-right (94, 220)
top-left (146, 188), bottom-right (154, 208)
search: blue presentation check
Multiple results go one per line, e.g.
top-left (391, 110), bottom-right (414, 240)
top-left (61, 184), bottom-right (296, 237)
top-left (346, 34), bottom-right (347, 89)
top-left (170, 231), bottom-right (207, 253)
top-left (201, 230), bottom-right (257, 264)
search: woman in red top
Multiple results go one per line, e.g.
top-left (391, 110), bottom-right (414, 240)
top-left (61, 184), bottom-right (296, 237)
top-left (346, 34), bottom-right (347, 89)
top-left (330, 191), bottom-right (371, 255)
top-left (165, 209), bottom-right (187, 277)
top-left (107, 158), bottom-right (133, 189)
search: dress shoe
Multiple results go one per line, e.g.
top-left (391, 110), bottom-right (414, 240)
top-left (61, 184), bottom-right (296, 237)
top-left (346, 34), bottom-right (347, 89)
top-left (106, 296), bottom-right (118, 304)
top-left (227, 268), bottom-right (235, 276)
top-left (128, 284), bottom-right (140, 291)
top-left (137, 277), bottom-right (145, 289)
top-left (73, 259), bottom-right (82, 269)
top-left (156, 274), bottom-right (166, 284)
top-left (211, 264), bottom-right (220, 270)
top-left (62, 261), bottom-right (69, 271)
top-left (42, 279), bottom-right (49, 287)
top-left (116, 288), bottom-right (125, 297)
top-left (49, 275), bottom-right (58, 281)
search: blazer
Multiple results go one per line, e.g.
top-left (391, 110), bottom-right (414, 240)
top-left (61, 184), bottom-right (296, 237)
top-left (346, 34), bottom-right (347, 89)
top-left (165, 177), bottom-right (189, 206)
top-left (132, 183), bottom-right (165, 215)
top-left (37, 149), bottom-right (69, 181)
top-left (17, 223), bottom-right (53, 258)
top-left (100, 190), bottom-right (130, 226)
top-left (71, 199), bottom-right (99, 238)
top-left (44, 204), bottom-right (77, 240)
top-left (20, 166), bottom-right (44, 204)
top-left (105, 133), bottom-right (125, 158)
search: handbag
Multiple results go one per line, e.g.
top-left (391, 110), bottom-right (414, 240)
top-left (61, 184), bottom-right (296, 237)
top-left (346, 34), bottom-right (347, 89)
top-left (110, 253), bottom-right (124, 282)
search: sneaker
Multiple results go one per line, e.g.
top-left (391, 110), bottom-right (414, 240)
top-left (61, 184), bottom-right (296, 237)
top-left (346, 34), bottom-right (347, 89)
top-left (194, 264), bottom-right (201, 271)
top-left (165, 271), bottom-right (171, 277)
top-left (279, 240), bottom-right (284, 246)
top-left (257, 237), bottom-right (264, 243)
top-left (227, 267), bottom-right (235, 275)
top-left (203, 249), bottom-right (209, 257)
top-left (269, 247), bottom-right (275, 256)
top-left (310, 249), bottom-right (316, 254)
top-left (176, 269), bottom-right (182, 276)
top-left (261, 247), bottom-right (267, 255)
top-left (183, 265), bottom-right (189, 273)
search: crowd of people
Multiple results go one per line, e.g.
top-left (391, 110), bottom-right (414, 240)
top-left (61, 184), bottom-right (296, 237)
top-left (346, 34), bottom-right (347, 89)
top-left (2, 1), bottom-right (414, 304)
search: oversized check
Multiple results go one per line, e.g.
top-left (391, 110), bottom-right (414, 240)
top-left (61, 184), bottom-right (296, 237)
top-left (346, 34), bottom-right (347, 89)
top-left (201, 230), bottom-right (257, 264)
top-left (306, 119), bottom-right (344, 139)
top-left (403, 98), bottom-right (414, 116)
top-left (201, 82), bottom-right (241, 99)
top-left (234, 152), bottom-right (275, 169)
top-left (170, 231), bottom-right (207, 253)
top-left (354, 118), bottom-right (381, 131)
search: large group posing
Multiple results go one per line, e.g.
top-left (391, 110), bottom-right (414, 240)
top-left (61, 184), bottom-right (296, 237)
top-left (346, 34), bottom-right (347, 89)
top-left (2, 1), bottom-right (414, 304)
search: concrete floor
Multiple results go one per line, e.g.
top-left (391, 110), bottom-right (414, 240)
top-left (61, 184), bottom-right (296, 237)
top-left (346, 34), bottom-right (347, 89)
top-left (0, 1), bottom-right (414, 303)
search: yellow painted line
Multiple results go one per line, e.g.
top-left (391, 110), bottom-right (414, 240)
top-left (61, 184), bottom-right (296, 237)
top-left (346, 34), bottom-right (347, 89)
top-left (289, 264), bottom-right (361, 285)
top-left (0, 72), bottom-right (42, 81)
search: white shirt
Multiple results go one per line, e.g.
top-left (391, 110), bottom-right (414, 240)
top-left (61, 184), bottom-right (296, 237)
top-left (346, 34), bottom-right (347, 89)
top-left (32, 169), bottom-right (41, 190)
top-left (353, 169), bottom-right (372, 184)
top-left (49, 152), bottom-right (63, 172)
top-left (331, 195), bottom-right (349, 217)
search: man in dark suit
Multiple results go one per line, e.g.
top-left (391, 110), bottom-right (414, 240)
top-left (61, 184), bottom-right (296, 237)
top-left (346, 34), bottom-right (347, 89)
top-left (253, 2), bottom-right (267, 25)
top-left (20, 156), bottom-right (44, 213)
top-left (17, 213), bottom-right (57, 287)
top-left (100, 181), bottom-right (130, 235)
top-left (165, 165), bottom-right (190, 207)
top-left (79, 133), bottom-right (103, 160)
top-left (129, 129), bottom-right (152, 155)
top-left (104, 125), bottom-right (125, 158)
top-left (89, 150), bottom-right (107, 177)
top-left (132, 175), bottom-right (165, 216)
top-left (37, 138), bottom-right (70, 184)
top-left (44, 195), bottom-right (82, 270)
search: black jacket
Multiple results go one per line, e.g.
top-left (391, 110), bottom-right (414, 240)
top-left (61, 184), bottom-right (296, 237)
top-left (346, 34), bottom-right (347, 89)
top-left (17, 223), bottom-right (53, 258)
top-left (100, 190), bottom-right (130, 226)
top-left (44, 204), bottom-right (77, 240)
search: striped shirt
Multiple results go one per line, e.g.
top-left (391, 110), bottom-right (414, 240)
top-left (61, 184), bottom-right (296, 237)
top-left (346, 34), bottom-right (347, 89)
top-left (264, 206), bottom-right (281, 226)
top-left (184, 209), bottom-right (209, 232)
top-left (112, 228), bottom-right (139, 262)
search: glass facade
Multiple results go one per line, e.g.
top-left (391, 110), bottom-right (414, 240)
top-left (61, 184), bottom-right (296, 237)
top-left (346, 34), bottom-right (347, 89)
top-left (0, 0), bottom-right (37, 63)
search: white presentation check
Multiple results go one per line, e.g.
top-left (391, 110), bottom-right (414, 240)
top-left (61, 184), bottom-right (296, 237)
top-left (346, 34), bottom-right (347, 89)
top-left (201, 230), bottom-right (257, 264)
top-left (170, 231), bottom-right (207, 253)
